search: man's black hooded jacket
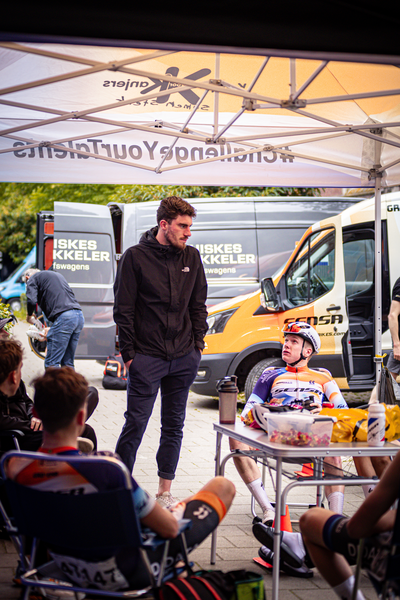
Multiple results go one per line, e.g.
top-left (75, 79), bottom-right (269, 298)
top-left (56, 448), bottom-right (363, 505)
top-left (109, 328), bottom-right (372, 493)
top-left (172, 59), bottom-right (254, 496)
top-left (113, 227), bottom-right (208, 364)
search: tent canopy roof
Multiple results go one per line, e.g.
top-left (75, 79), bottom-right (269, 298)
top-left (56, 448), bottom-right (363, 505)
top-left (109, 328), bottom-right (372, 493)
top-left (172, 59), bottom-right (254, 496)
top-left (1, 41), bottom-right (400, 187)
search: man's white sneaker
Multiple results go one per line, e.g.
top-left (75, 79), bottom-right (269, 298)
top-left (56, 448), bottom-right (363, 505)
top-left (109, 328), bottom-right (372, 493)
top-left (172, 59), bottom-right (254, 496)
top-left (262, 508), bottom-right (275, 526)
top-left (155, 492), bottom-right (179, 509)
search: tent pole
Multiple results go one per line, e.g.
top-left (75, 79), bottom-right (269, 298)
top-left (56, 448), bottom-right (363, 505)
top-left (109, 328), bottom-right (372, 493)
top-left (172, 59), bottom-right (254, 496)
top-left (374, 166), bottom-right (383, 397)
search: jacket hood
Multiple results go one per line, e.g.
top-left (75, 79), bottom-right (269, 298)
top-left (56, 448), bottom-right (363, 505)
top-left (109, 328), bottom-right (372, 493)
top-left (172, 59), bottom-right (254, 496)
top-left (139, 227), bottom-right (183, 255)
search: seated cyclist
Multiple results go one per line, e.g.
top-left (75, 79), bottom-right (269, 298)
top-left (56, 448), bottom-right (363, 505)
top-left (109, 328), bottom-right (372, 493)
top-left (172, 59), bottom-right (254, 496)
top-left (230, 322), bottom-right (348, 576)
top-left (255, 447), bottom-right (400, 600)
top-left (6, 367), bottom-right (235, 591)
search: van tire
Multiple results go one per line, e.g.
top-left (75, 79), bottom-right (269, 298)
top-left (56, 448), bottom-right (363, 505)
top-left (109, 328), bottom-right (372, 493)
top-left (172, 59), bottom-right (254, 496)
top-left (244, 357), bottom-right (285, 400)
top-left (8, 298), bottom-right (21, 313)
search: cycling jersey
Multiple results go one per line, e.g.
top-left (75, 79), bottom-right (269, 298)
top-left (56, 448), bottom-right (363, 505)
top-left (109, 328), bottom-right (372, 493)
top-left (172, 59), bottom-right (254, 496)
top-left (242, 364), bottom-right (348, 423)
top-left (12, 447), bottom-right (155, 518)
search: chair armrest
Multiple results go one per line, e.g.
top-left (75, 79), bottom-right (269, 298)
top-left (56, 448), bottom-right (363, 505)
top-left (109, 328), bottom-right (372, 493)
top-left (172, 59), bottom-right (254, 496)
top-left (141, 518), bottom-right (192, 550)
top-left (0, 430), bottom-right (25, 438)
top-left (177, 518), bottom-right (192, 533)
top-left (0, 430), bottom-right (26, 452)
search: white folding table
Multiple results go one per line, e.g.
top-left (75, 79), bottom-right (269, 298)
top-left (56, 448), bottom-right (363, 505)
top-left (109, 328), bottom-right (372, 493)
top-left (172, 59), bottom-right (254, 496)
top-left (212, 421), bottom-right (399, 600)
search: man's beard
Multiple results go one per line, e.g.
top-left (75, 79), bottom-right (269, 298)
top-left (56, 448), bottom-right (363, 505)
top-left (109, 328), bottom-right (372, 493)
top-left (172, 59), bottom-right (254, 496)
top-left (165, 229), bottom-right (185, 249)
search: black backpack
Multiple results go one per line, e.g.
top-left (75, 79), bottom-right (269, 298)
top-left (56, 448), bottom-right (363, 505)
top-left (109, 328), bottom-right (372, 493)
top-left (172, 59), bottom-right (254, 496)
top-left (102, 354), bottom-right (128, 390)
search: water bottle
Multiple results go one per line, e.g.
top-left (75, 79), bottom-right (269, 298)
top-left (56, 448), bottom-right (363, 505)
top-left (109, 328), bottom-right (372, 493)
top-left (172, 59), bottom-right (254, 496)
top-left (217, 376), bottom-right (238, 424)
top-left (367, 403), bottom-right (385, 446)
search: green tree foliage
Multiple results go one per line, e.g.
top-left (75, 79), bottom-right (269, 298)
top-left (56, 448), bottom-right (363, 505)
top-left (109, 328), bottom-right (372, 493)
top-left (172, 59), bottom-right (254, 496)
top-left (0, 302), bottom-right (13, 333)
top-left (110, 185), bottom-right (320, 203)
top-left (0, 183), bottom-right (117, 262)
top-left (0, 184), bottom-right (38, 263)
top-left (0, 182), bottom-right (320, 262)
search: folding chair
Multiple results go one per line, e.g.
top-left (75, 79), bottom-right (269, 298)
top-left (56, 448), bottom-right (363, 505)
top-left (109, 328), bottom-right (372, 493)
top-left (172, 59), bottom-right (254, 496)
top-left (1, 450), bottom-right (192, 600)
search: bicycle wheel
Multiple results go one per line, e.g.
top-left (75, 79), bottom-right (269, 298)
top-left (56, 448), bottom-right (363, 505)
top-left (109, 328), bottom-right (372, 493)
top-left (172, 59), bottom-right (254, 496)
top-left (27, 315), bottom-right (47, 361)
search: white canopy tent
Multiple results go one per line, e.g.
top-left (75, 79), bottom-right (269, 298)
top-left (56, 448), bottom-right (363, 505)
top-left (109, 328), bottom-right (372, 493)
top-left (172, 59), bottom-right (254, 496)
top-left (1, 41), bottom-right (400, 385)
top-left (1, 44), bottom-right (400, 187)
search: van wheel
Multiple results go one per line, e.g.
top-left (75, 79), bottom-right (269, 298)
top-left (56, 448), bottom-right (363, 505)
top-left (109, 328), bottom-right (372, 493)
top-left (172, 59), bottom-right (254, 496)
top-left (244, 357), bottom-right (285, 400)
top-left (8, 298), bottom-right (21, 313)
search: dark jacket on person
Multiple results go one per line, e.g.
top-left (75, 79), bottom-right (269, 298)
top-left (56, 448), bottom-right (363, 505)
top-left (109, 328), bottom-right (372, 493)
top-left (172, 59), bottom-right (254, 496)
top-left (26, 270), bottom-right (81, 322)
top-left (113, 227), bottom-right (208, 364)
top-left (0, 381), bottom-right (35, 433)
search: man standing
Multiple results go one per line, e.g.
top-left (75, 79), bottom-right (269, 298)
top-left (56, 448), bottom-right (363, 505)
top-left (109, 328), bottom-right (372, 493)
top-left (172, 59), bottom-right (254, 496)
top-left (114, 196), bottom-right (208, 507)
top-left (25, 269), bottom-right (84, 369)
top-left (387, 276), bottom-right (400, 393)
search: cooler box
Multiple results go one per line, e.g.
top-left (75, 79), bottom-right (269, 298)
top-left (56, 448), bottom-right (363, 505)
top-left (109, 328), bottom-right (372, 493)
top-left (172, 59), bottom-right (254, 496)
top-left (267, 413), bottom-right (336, 447)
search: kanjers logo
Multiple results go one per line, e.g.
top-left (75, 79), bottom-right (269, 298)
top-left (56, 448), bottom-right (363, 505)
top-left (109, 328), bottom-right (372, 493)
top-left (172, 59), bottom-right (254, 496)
top-left (103, 67), bottom-right (212, 108)
top-left (141, 67), bottom-right (211, 105)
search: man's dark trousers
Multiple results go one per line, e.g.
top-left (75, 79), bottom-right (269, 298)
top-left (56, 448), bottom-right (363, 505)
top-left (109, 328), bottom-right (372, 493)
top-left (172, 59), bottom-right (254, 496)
top-left (115, 348), bottom-right (201, 477)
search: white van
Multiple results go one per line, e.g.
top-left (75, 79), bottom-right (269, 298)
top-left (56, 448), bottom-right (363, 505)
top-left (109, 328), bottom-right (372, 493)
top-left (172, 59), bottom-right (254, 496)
top-left (192, 192), bottom-right (400, 397)
top-left (35, 196), bottom-right (358, 360)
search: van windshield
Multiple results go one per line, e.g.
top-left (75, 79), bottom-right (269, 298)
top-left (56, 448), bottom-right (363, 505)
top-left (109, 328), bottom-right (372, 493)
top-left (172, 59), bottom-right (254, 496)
top-left (0, 265), bottom-right (21, 283)
top-left (0, 261), bottom-right (33, 284)
top-left (286, 228), bottom-right (335, 305)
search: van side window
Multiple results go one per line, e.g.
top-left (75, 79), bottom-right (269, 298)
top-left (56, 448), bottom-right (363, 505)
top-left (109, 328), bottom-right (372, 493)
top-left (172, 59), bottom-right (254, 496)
top-left (343, 234), bottom-right (374, 297)
top-left (286, 228), bottom-right (335, 306)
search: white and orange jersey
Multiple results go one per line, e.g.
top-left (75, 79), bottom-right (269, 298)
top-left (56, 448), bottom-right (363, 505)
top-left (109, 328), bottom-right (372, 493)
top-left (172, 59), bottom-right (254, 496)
top-left (8, 447), bottom-right (155, 518)
top-left (242, 364), bottom-right (348, 421)
top-left (13, 454), bottom-right (98, 494)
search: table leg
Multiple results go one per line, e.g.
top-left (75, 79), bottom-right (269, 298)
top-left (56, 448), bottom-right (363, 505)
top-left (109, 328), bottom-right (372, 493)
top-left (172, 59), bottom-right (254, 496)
top-left (215, 431), bottom-right (222, 476)
top-left (272, 456), bottom-right (282, 600)
top-left (315, 458), bottom-right (323, 507)
top-left (211, 432), bottom-right (223, 564)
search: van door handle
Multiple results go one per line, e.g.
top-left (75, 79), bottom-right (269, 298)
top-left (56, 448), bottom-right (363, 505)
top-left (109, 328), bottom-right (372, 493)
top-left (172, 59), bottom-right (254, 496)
top-left (326, 305), bottom-right (341, 311)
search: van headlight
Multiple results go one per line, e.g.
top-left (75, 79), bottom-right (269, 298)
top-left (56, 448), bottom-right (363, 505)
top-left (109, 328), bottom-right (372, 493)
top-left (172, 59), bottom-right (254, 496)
top-left (206, 308), bottom-right (238, 335)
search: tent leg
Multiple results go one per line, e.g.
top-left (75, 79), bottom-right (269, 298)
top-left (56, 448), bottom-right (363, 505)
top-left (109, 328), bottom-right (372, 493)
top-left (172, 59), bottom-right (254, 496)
top-left (374, 167), bottom-right (383, 398)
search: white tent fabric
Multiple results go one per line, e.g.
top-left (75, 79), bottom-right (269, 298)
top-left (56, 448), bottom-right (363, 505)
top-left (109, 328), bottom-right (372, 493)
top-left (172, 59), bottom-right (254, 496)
top-left (1, 42), bottom-right (400, 187)
top-left (1, 40), bottom-right (400, 386)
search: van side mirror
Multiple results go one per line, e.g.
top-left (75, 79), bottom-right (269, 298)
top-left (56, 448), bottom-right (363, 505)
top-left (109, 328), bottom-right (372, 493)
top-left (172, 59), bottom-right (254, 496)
top-left (261, 278), bottom-right (282, 312)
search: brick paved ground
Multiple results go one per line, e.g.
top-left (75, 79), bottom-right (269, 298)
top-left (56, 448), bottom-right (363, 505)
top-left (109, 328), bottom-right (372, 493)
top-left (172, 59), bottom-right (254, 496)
top-left (0, 321), bottom-right (376, 599)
